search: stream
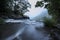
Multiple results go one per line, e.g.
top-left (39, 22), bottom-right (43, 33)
top-left (2, 19), bottom-right (60, 40)
top-left (5, 19), bottom-right (50, 40)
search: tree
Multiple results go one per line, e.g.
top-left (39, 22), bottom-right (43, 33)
top-left (0, 0), bottom-right (31, 18)
top-left (13, 0), bottom-right (31, 16)
top-left (35, 0), bottom-right (60, 23)
top-left (35, 1), bottom-right (44, 7)
top-left (0, 0), bottom-right (12, 17)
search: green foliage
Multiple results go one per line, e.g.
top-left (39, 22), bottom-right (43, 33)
top-left (0, 0), bottom-right (31, 18)
top-left (35, 1), bottom-right (44, 7)
top-left (45, 0), bottom-right (60, 23)
top-left (35, 0), bottom-right (60, 23)
top-left (0, 0), bottom-right (12, 16)
top-left (0, 0), bottom-right (31, 23)
top-left (43, 17), bottom-right (57, 28)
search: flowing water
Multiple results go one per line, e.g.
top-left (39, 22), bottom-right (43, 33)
top-left (21, 20), bottom-right (50, 40)
top-left (1, 19), bottom-right (60, 40)
top-left (5, 19), bottom-right (50, 40)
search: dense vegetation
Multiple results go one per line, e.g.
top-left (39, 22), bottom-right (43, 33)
top-left (35, 0), bottom-right (60, 23)
top-left (0, 0), bottom-right (31, 19)
top-left (0, 0), bottom-right (31, 23)
top-left (36, 1), bottom-right (60, 40)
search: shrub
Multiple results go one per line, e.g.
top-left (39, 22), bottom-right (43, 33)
top-left (43, 17), bottom-right (57, 28)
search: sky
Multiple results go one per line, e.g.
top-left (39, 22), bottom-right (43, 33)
top-left (28, 0), bottom-right (41, 8)
top-left (24, 0), bottom-right (48, 19)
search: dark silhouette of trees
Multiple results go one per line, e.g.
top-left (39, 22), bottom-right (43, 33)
top-left (0, 0), bottom-right (31, 19)
top-left (35, 0), bottom-right (60, 23)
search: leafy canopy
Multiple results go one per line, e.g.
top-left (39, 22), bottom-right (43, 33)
top-left (35, 0), bottom-right (60, 23)
top-left (0, 0), bottom-right (31, 18)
